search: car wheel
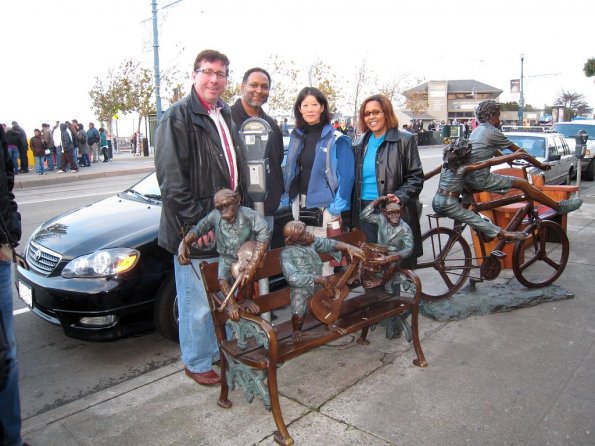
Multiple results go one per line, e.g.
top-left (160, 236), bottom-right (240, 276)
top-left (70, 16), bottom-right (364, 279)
top-left (585, 159), bottom-right (595, 181)
top-left (562, 171), bottom-right (571, 185)
top-left (153, 274), bottom-right (179, 342)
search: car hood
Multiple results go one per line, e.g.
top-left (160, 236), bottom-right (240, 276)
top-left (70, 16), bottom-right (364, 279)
top-left (30, 195), bottom-right (161, 257)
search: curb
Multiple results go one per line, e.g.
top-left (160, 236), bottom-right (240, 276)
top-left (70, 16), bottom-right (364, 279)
top-left (14, 167), bottom-right (155, 189)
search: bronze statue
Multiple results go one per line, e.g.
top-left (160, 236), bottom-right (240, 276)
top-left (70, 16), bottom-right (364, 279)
top-left (358, 195), bottom-right (414, 294)
top-left (178, 189), bottom-right (271, 320)
top-left (280, 221), bottom-right (364, 343)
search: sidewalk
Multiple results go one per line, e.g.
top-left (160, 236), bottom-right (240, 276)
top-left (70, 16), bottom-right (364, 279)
top-left (14, 151), bottom-right (155, 189)
top-left (21, 183), bottom-right (595, 445)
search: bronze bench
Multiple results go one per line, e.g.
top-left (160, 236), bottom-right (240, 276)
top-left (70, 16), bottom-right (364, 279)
top-left (201, 229), bottom-right (428, 446)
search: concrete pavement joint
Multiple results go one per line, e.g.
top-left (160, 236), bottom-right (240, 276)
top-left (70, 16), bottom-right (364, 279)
top-left (22, 362), bottom-right (184, 436)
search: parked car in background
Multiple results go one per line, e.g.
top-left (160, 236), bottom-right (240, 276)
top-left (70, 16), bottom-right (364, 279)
top-left (502, 131), bottom-right (577, 185)
top-left (15, 172), bottom-right (292, 342)
top-left (552, 120), bottom-right (595, 181)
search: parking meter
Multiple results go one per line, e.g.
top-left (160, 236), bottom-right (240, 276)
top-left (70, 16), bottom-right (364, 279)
top-left (574, 130), bottom-right (588, 198)
top-left (575, 130), bottom-right (588, 159)
top-left (238, 118), bottom-right (272, 321)
top-left (239, 118), bottom-right (271, 211)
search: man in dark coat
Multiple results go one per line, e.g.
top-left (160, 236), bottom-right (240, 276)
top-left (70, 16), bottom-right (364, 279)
top-left (230, 67), bottom-right (284, 227)
top-left (155, 49), bottom-right (248, 387)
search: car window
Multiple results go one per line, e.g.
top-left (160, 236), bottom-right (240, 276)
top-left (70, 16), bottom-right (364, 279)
top-left (552, 123), bottom-right (595, 139)
top-left (127, 172), bottom-right (162, 199)
top-left (548, 137), bottom-right (559, 156)
top-left (507, 135), bottom-right (546, 158)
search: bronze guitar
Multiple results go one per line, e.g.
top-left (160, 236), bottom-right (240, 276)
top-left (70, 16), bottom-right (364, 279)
top-left (308, 257), bottom-right (360, 325)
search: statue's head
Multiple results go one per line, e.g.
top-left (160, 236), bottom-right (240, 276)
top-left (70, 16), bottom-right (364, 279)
top-left (383, 202), bottom-right (402, 226)
top-left (283, 220), bottom-right (314, 246)
top-left (475, 100), bottom-right (501, 124)
top-left (214, 188), bottom-right (240, 222)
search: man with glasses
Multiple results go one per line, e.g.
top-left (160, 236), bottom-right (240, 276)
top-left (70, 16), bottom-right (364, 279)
top-left (230, 67), bottom-right (284, 229)
top-left (155, 49), bottom-right (248, 387)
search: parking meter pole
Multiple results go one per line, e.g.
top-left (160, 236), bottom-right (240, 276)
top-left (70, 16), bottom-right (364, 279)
top-left (253, 201), bottom-right (271, 323)
top-left (575, 130), bottom-right (588, 199)
top-left (239, 118), bottom-right (273, 324)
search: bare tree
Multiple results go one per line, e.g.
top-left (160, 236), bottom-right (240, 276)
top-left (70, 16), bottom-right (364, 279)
top-left (554, 90), bottom-right (593, 120)
top-left (267, 54), bottom-right (300, 114)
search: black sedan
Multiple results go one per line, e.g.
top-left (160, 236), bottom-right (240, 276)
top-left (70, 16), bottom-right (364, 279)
top-left (15, 173), bottom-right (291, 342)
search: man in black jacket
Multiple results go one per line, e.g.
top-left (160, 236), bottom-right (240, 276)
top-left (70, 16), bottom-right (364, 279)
top-left (0, 123), bottom-right (24, 446)
top-left (10, 122), bottom-right (27, 173)
top-left (230, 67), bottom-right (284, 228)
top-left (155, 49), bottom-right (248, 387)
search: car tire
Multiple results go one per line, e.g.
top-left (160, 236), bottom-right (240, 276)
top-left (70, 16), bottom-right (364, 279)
top-left (562, 171), bottom-right (571, 185)
top-left (585, 159), bottom-right (594, 181)
top-left (153, 274), bottom-right (179, 342)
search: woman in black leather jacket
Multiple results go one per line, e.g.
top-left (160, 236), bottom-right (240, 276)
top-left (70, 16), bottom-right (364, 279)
top-left (352, 94), bottom-right (424, 268)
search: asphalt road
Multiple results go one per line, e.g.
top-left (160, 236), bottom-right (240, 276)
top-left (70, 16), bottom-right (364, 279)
top-left (12, 173), bottom-right (181, 420)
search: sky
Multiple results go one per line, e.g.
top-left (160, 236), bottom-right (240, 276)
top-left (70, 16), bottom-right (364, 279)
top-left (3, 0), bottom-right (594, 137)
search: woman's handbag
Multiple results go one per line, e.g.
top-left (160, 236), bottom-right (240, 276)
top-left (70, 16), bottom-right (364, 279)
top-left (298, 207), bottom-right (323, 227)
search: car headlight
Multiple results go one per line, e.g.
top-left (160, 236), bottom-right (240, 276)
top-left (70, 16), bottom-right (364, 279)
top-left (62, 248), bottom-right (140, 278)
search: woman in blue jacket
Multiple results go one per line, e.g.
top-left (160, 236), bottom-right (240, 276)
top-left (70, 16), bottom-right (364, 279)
top-left (284, 87), bottom-right (354, 242)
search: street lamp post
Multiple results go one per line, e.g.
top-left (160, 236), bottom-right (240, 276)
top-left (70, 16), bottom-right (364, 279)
top-left (151, 0), bottom-right (163, 123)
top-left (518, 54), bottom-right (524, 126)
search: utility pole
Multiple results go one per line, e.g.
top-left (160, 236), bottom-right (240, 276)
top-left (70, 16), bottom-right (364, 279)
top-left (151, 0), bottom-right (162, 123)
top-left (518, 54), bottom-right (524, 125)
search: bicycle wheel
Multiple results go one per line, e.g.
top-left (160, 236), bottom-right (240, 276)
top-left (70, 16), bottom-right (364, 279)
top-left (416, 227), bottom-right (472, 300)
top-left (512, 220), bottom-right (569, 288)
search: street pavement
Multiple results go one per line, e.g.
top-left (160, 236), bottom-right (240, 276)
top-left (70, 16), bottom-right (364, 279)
top-left (18, 155), bottom-right (595, 446)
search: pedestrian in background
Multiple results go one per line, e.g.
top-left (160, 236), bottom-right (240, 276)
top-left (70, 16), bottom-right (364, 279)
top-left (351, 93), bottom-right (424, 269)
top-left (87, 122), bottom-right (100, 163)
top-left (29, 129), bottom-right (47, 175)
top-left (52, 121), bottom-right (63, 171)
top-left (10, 122), bottom-right (27, 174)
top-left (57, 123), bottom-right (78, 173)
top-left (76, 123), bottom-right (90, 167)
top-left (41, 123), bottom-right (55, 171)
top-left (0, 123), bottom-right (25, 446)
top-left (99, 127), bottom-right (109, 162)
top-left (4, 126), bottom-right (22, 175)
top-left (155, 49), bottom-right (248, 387)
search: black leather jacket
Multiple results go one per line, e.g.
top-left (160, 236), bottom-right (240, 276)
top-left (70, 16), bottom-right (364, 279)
top-left (352, 128), bottom-right (424, 265)
top-left (0, 126), bottom-right (21, 247)
top-left (155, 88), bottom-right (248, 256)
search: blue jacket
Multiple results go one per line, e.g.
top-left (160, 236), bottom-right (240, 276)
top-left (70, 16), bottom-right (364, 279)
top-left (284, 124), bottom-right (354, 216)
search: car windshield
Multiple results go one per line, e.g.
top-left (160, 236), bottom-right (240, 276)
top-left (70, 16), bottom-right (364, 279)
top-left (507, 136), bottom-right (546, 158)
top-left (124, 172), bottom-right (162, 201)
top-left (553, 123), bottom-right (595, 139)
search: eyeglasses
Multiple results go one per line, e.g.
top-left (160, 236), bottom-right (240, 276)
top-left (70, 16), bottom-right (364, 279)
top-left (195, 68), bottom-right (228, 80)
top-left (363, 110), bottom-right (384, 118)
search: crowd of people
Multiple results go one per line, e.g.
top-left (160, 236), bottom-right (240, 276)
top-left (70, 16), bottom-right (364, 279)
top-left (0, 120), bottom-right (114, 176)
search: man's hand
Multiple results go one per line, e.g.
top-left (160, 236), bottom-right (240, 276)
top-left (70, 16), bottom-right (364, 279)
top-left (194, 230), bottom-right (215, 249)
top-left (347, 245), bottom-right (365, 262)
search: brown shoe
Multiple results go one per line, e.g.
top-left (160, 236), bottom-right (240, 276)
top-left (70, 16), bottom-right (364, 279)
top-left (184, 367), bottom-right (221, 386)
top-left (497, 230), bottom-right (529, 242)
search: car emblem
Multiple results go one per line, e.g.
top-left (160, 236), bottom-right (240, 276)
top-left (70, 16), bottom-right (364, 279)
top-left (34, 249), bottom-right (42, 262)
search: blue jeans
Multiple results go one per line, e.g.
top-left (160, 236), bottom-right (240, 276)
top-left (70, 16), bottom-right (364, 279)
top-left (81, 153), bottom-right (90, 167)
top-left (34, 156), bottom-right (45, 174)
top-left (7, 148), bottom-right (19, 173)
top-left (55, 147), bottom-right (62, 170)
top-left (173, 255), bottom-right (219, 374)
top-left (46, 151), bottom-right (55, 171)
top-left (0, 261), bottom-right (23, 446)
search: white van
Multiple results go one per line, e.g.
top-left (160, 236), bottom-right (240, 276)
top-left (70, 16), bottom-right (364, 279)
top-left (552, 120), bottom-right (595, 180)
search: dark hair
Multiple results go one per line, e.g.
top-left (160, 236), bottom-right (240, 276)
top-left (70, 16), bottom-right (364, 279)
top-left (193, 49), bottom-right (230, 74)
top-left (293, 87), bottom-right (331, 129)
top-left (242, 67), bottom-right (271, 86)
top-left (443, 138), bottom-right (472, 171)
top-left (358, 94), bottom-right (399, 133)
top-left (475, 100), bottom-right (500, 123)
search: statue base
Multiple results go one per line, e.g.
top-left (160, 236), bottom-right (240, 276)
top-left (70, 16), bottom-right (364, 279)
top-left (420, 283), bottom-right (574, 321)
